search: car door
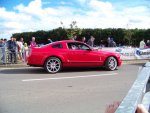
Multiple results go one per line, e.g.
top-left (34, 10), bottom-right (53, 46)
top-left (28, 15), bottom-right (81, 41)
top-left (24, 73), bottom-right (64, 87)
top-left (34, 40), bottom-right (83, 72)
top-left (67, 42), bottom-right (101, 66)
top-left (67, 42), bottom-right (80, 63)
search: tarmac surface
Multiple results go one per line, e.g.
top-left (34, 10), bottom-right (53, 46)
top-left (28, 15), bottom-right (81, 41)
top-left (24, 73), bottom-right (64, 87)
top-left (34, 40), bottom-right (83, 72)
top-left (0, 62), bottom-right (149, 113)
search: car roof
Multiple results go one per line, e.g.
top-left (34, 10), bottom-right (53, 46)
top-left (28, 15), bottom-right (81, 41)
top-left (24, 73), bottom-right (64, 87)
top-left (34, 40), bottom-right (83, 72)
top-left (41, 40), bottom-right (83, 47)
top-left (51, 40), bottom-right (83, 45)
top-left (57, 40), bottom-right (81, 43)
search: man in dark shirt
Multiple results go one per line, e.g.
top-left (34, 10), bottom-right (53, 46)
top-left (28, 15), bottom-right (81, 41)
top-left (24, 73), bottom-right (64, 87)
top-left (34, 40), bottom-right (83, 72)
top-left (146, 40), bottom-right (150, 48)
top-left (7, 37), bottom-right (17, 63)
top-left (87, 36), bottom-right (95, 47)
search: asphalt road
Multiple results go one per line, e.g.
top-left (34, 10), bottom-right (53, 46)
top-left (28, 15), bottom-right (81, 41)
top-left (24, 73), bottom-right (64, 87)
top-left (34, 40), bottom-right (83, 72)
top-left (0, 64), bottom-right (147, 113)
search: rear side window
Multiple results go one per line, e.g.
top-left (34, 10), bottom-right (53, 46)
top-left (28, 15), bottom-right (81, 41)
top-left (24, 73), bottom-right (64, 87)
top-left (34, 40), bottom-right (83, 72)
top-left (52, 44), bottom-right (63, 48)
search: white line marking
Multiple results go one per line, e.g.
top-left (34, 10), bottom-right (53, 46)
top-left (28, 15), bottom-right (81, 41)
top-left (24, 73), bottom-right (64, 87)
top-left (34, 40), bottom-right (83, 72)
top-left (22, 73), bottom-right (118, 82)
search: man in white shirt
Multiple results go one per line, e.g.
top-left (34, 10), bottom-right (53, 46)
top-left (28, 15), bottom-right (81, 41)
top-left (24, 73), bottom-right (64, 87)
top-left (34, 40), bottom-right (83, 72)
top-left (17, 37), bottom-right (24, 61)
top-left (139, 39), bottom-right (146, 49)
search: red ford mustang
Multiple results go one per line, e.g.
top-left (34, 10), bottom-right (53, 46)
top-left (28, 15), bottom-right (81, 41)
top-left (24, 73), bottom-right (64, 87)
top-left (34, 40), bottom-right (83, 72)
top-left (27, 40), bottom-right (122, 73)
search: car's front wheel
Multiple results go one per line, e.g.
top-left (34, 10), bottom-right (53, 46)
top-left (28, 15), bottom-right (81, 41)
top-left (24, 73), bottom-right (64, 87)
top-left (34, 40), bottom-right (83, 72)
top-left (105, 57), bottom-right (117, 71)
top-left (44, 57), bottom-right (62, 73)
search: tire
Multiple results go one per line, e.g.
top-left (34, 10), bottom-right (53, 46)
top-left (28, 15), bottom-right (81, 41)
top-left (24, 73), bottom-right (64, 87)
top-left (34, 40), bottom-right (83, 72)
top-left (105, 57), bottom-right (117, 71)
top-left (44, 57), bottom-right (62, 73)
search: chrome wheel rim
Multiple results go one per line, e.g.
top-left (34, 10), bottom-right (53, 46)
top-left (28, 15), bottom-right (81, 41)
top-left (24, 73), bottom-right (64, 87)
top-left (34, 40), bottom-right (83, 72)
top-left (46, 58), bottom-right (61, 73)
top-left (108, 57), bottom-right (117, 70)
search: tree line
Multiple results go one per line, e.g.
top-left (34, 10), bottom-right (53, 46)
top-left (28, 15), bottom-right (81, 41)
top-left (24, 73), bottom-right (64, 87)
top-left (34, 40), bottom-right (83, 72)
top-left (13, 28), bottom-right (150, 47)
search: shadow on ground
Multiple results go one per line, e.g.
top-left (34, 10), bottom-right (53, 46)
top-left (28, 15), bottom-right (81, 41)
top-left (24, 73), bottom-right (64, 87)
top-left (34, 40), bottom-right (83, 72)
top-left (0, 67), bottom-right (46, 74)
top-left (0, 67), bottom-right (109, 74)
top-left (130, 63), bottom-right (146, 66)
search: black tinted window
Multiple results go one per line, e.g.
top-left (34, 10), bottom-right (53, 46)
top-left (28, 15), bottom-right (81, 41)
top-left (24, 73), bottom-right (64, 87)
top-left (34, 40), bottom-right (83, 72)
top-left (68, 43), bottom-right (78, 50)
top-left (52, 44), bottom-right (63, 48)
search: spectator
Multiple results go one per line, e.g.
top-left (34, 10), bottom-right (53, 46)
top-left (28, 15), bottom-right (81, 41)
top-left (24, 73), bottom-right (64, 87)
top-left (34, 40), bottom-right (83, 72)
top-left (24, 43), bottom-right (28, 51)
top-left (30, 37), bottom-right (37, 48)
top-left (110, 38), bottom-right (117, 47)
top-left (139, 39), bottom-right (146, 49)
top-left (20, 37), bottom-right (25, 60)
top-left (107, 37), bottom-right (111, 47)
top-left (48, 38), bottom-right (53, 43)
top-left (81, 37), bottom-right (86, 43)
top-left (1, 39), bottom-right (7, 64)
top-left (7, 37), bottom-right (17, 64)
top-left (0, 39), bottom-right (4, 63)
top-left (4, 39), bottom-right (7, 43)
top-left (0, 38), bottom-right (4, 47)
top-left (146, 40), bottom-right (150, 48)
top-left (71, 34), bottom-right (77, 40)
top-left (87, 36), bottom-right (95, 47)
top-left (24, 43), bottom-right (28, 62)
top-left (100, 40), bottom-right (105, 47)
top-left (17, 37), bottom-right (24, 61)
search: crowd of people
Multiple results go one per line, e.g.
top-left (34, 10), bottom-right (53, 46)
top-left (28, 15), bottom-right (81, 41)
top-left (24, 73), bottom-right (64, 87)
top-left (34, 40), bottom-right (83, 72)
top-left (0, 36), bottom-right (54, 64)
top-left (74, 35), bottom-right (117, 47)
top-left (0, 37), bottom-right (38, 64)
top-left (139, 39), bottom-right (150, 49)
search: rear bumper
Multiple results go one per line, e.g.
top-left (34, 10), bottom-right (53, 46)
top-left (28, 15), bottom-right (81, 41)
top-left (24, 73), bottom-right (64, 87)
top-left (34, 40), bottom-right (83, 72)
top-left (27, 55), bottom-right (44, 66)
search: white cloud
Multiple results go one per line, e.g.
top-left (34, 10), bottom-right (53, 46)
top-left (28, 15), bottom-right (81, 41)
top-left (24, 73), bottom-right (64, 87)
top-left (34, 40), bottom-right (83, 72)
top-left (89, 0), bottom-right (113, 11)
top-left (77, 0), bottom-right (88, 4)
top-left (42, 1), bottom-right (51, 5)
top-left (0, 8), bottom-right (17, 21)
top-left (0, 0), bottom-right (150, 39)
top-left (14, 0), bottom-right (43, 17)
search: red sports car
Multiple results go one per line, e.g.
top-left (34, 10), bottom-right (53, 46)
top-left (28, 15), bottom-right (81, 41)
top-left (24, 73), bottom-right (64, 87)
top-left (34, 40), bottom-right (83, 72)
top-left (27, 40), bottom-right (122, 73)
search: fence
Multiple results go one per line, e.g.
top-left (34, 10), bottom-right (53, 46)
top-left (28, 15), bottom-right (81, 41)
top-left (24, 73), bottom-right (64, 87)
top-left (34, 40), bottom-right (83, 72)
top-left (115, 62), bottom-right (150, 113)
top-left (95, 47), bottom-right (150, 60)
top-left (0, 47), bottom-right (6, 64)
top-left (0, 47), bottom-right (29, 64)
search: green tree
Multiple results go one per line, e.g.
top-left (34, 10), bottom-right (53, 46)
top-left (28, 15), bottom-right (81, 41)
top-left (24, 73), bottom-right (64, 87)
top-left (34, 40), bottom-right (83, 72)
top-left (124, 29), bottom-right (133, 45)
top-left (62, 21), bottom-right (82, 39)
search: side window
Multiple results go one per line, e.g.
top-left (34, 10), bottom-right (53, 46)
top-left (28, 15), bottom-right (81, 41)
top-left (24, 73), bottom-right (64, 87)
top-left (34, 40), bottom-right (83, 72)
top-left (68, 43), bottom-right (79, 50)
top-left (52, 44), bottom-right (63, 49)
top-left (68, 43), bottom-right (90, 50)
top-left (77, 43), bottom-right (90, 50)
top-left (68, 43), bottom-right (72, 49)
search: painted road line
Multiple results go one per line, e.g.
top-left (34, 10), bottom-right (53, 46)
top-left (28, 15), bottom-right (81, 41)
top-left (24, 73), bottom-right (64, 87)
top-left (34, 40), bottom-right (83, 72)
top-left (22, 73), bottom-right (118, 82)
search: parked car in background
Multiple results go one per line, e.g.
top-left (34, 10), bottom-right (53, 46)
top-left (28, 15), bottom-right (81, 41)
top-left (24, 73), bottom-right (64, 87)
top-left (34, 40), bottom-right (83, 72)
top-left (27, 40), bottom-right (122, 73)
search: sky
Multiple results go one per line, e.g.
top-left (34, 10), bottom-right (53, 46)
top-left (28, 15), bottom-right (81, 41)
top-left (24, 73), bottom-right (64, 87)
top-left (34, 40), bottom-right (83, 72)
top-left (0, 0), bottom-right (150, 38)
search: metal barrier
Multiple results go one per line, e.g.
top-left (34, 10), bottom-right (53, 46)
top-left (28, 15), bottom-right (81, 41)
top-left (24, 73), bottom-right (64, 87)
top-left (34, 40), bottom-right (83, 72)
top-left (115, 62), bottom-right (150, 113)
top-left (0, 47), bottom-right (6, 64)
top-left (0, 47), bottom-right (29, 64)
top-left (0, 47), bottom-right (2, 62)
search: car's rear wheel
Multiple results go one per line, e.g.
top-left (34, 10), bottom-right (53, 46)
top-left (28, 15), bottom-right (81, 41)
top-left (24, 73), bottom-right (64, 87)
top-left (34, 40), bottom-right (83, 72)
top-left (105, 57), bottom-right (117, 71)
top-left (44, 57), bottom-right (62, 73)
